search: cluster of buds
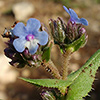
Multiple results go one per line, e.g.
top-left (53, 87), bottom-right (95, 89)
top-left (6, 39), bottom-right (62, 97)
top-left (49, 17), bottom-right (88, 52)
top-left (49, 6), bottom-right (88, 53)
top-left (4, 38), bottom-right (27, 68)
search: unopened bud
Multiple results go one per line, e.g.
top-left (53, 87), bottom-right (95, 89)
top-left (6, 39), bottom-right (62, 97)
top-left (49, 17), bottom-right (66, 45)
top-left (23, 48), bottom-right (31, 58)
top-left (41, 91), bottom-right (56, 100)
top-left (80, 28), bottom-right (86, 34)
top-left (49, 17), bottom-right (88, 52)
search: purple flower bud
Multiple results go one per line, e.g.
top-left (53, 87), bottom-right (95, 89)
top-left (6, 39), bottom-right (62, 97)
top-left (41, 91), bottom-right (55, 100)
top-left (32, 54), bottom-right (38, 60)
top-left (80, 28), bottom-right (86, 34)
top-left (49, 17), bottom-right (66, 44)
top-left (4, 39), bottom-right (27, 68)
top-left (9, 60), bottom-right (26, 68)
top-left (23, 48), bottom-right (31, 58)
top-left (4, 48), bottom-right (15, 59)
top-left (49, 16), bottom-right (88, 51)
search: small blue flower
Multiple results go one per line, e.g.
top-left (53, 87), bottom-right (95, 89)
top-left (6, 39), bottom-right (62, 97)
top-left (63, 6), bottom-right (88, 26)
top-left (13, 18), bottom-right (48, 54)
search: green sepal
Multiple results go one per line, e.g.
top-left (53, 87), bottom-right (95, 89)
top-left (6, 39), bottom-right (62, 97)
top-left (64, 34), bottom-right (86, 52)
top-left (42, 43), bottom-right (52, 62)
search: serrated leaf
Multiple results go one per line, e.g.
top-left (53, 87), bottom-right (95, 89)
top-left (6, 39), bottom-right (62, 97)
top-left (20, 49), bottom-right (100, 99)
top-left (20, 64), bottom-right (87, 94)
top-left (20, 78), bottom-right (71, 94)
top-left (65, 34), bottom-right (86, 52)
top-left (66, 49), bottom-right (100, 100)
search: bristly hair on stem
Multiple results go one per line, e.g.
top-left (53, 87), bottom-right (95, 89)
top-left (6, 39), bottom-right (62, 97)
top-left (41, 60), bottom-right (62, 79)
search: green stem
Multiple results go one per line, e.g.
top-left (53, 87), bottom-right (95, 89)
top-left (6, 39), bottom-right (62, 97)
top-left (62, 50), bottom-right (72, 80)
top-left (42, 60), bottom-right (62, 79)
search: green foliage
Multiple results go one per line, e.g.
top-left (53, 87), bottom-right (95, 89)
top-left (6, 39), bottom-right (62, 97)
top-left (20, 78), bottom-right (70, 94)
top-left (66, 49), bottom-right (100, 100)
top-left (64, 34), bottom-right (86, 52)
top-left (42, 47), bottom-right (51, 62)
top-left (20, 49), bottom-right (100, 99)
top-left (42, 43), bottom-right (52, 62)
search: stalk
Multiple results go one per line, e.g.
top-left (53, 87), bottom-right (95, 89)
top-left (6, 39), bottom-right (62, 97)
top-left (62, 49), bottom-right (72, 80)
top-left (41, 60), bottom-right (62, 79)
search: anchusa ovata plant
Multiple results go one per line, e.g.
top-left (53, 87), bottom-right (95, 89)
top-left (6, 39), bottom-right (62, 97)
top-left (2, 6), bottom-right (100, 100)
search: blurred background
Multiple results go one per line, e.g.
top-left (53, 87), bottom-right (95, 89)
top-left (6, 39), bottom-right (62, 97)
top-left (0, 0), bottom-right (100, 100)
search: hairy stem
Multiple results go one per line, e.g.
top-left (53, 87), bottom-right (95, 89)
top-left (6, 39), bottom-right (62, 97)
top-left (41, 60), bottom-right (62, 79)
top-left (62, 50), bottom-right (72, 80)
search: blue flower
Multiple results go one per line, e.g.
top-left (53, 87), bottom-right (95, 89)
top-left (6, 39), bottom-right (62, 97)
top-left (13, 18), bottom-right (48, 54)
top-left (63, 6), bottom-right (88, 26)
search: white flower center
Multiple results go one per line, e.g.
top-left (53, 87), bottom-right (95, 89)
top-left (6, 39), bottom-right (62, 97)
top-left (25, 39), bottom-right (39, 49)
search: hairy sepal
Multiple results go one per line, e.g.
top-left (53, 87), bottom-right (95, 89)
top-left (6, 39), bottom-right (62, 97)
top-left (65, 34), bottom-right (86, 52)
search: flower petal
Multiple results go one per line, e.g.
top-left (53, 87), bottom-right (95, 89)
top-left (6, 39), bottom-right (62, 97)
top-left (78, 18), bottom-right (89, 26)
top-left (63, 6), bottom-right (78, 21)
top-left (69, 8), bottom-right (78, 20)
top-left (63, 6), bottom-right (88, 26)
top-left (25, 40), bottom-right (39, 54)
top-left (35, 31), bottom-right (48, 45)
top-left (13, 38), bottom-right (26, 52)
top-left (13, 22), bottom-right (27, 37)
top-left (26, 18), bottom-right (41, 33)
top-left (63, 6), bottom-right (70, 14)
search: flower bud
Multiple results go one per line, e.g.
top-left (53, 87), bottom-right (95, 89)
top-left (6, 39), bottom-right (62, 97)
top-left (41, 91), bottom-right (56, 100)
top-left (23, 48), bottom-right (31, 59)
top-left (49, 17), bottom-right (88, 52)
top-left (4, 40), bottom-right (27, 68)
top-left (3, 38), bottom-right (42, 68)
top-left (66, 22), bottom-right (87, 43)
top-left (49, 17), bottom-right (66, 44)
top-left (9, 59), bottom-right (26, 68)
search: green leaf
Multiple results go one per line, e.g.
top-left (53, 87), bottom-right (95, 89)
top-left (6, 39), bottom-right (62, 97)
top-left (42, 42), bottom-right (53, 62)
top-left (20, 49), bottom-right (100, 99)
top-left (42, 46), bottom-right (51, 62)
top-left (20, 78), bottom-right (71, 94)
top-left (65, 34), bottom-right (86, 52)
top-left (66, 49), bottom-right (100, 100)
